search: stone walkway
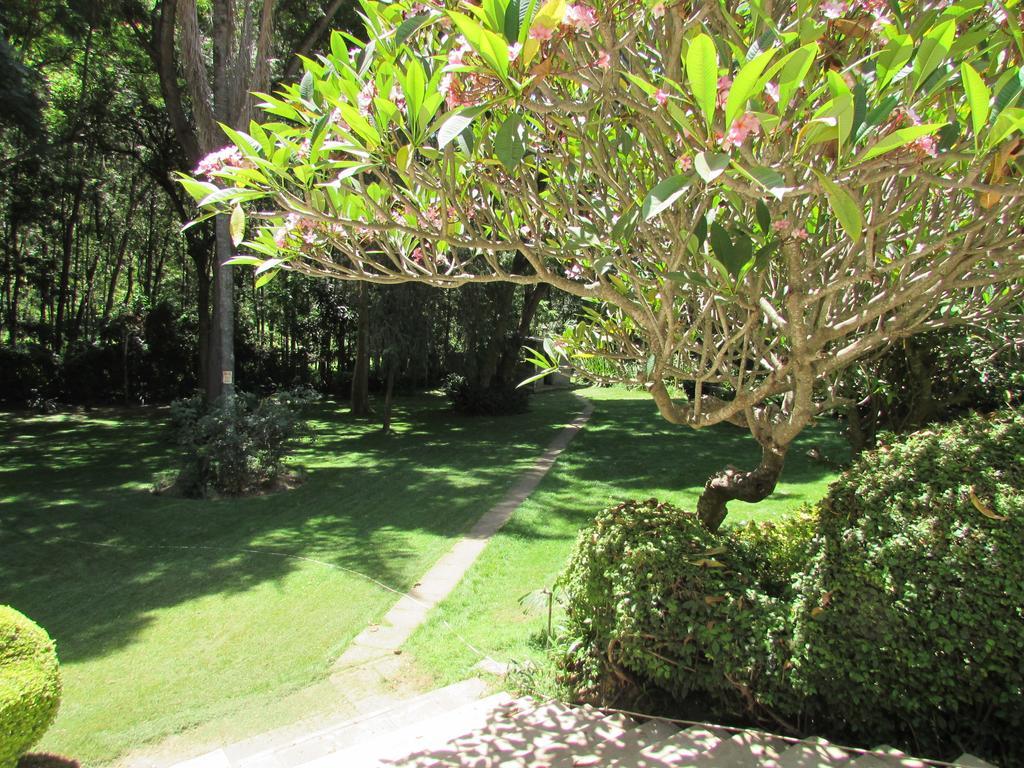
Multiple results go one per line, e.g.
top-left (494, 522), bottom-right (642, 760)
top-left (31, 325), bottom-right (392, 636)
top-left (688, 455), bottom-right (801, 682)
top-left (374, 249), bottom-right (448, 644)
top-left (162, 394), bottom-right (594, 768)
top-left (332, 394), bottom-right (593, 679)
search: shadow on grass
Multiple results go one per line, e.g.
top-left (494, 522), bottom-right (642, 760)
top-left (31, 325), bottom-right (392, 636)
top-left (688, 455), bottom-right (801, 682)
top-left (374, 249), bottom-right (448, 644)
top-left (0, 394), bottom-right (580, 667)
top-left (0, 390), bottom-right (846, 669)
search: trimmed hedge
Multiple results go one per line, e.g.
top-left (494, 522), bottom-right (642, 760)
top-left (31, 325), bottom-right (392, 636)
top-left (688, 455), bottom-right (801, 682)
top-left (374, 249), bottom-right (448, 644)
top-left (788, 409), bottom-right (1024, 759)
top-left (0, 607), bottom-right (62, 768)
top-left (557, 409), bottom-right (1024, 762)
top-left (558, 499), bottom-right (792, 720)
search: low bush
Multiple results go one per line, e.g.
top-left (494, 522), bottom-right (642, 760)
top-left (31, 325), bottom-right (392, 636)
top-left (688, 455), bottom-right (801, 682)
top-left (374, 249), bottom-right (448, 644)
top-left (168, 388), bottom-right (318, 497)
top-left (557, 499), bottom-right (791, 720)
top-left (17, 755), bottom-right (79, 768)
top-left (557, 410), bottom-right (1024, 763)
top-left (0, 606), bottom-right (62, 768)
top-left (443, 374), bottom-right (530, 416)
top-left (788, 409), bottom-right (1024, 760)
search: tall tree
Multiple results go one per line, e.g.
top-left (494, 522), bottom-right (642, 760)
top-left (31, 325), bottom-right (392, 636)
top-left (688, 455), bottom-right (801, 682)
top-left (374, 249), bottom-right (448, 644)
top-left (189, 0), bottom-right (1024, 530)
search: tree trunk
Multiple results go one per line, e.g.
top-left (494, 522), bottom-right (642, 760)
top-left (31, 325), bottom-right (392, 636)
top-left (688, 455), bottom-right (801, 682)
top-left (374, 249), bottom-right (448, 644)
top-left (350, 281), bottom-right (371, 416)
top-left (497, 283), bottom-right (548, 386)
top-left (205, 214), bottom-right (235, 401)
top-left (696, 442), bottom-right (788, 532)
top-left (55, 175), bottom-right (85, 350)
top-left (381, 357), bottom-right (396, 434)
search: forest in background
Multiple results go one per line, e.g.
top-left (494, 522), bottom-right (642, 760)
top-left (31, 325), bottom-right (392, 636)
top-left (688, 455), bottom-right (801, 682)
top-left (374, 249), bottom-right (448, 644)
top-left (0, 0), bottom-right (1019, 447)
top-left (0, 0), bottom-right (573, 409)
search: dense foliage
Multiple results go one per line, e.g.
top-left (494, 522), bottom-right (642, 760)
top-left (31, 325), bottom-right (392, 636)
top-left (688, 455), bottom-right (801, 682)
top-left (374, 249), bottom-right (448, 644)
top-left (186, 0), bottom-right (1024, 526)
top-left (168, 387), bottom-right (319, 497)
top-left (788, 408), bottom-right (1024, 760)
top-left (558, 499), bottom-right (794, 719)
top-left (558, 409), bottom-right (1024, 762)
top-left (0, 606), bottom-right (61, 768)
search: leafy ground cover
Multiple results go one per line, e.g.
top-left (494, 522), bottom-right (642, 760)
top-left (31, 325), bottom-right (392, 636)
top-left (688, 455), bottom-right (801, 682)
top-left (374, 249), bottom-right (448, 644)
top-left (403, 386), bottom-right (848, 688)
top-left (0, 391), bottom-right (578, 765)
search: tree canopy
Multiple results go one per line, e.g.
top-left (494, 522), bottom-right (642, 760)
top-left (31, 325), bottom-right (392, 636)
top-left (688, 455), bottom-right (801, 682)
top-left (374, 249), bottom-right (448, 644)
top-left (187, 0), bottom-right (1024, 528)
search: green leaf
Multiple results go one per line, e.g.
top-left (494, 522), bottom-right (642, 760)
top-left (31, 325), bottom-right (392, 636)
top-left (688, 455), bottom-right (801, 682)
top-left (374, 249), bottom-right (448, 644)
top-left (395, 13), bottom-right (432, 47)
top-left (229, 205), bottom-right (246, 247)
top-left (437, 106), bottom-right (485, 149)
top-left (642, 175), bottom-right (692, 220)
top-left (913, 20), bottom-right (956, 92)
top-left (449, 11), bottom-right (510, 78)
top-left (756, 199), bottom-right (771, 232)
top-left (686, 34), bottom-right (719, 131)
top-left (299, 70), bottom-right (315, 103)
top-left (774, 43), bottom-right (817, 111)
top-left (989, 106), bottom-right (1024, 146)
top-left (813, 171), bottom-right (863, 241)
top-left (961, 63), bottom-right (991, 142)
top-left (254, 269), bottom-right (280, 289)
top-left (495, 114), bottom-right (527, 168)
top-left (503, 0), bottom-right (522, 43)
top-left (255, 258), bottom-right (284, 276)
top-left (178, 176), bottom-right (220, 204)
top-left (223, 255), bottom-right (265, 267)
top-left (856, 124), bottom-right (943, 163)
top-left (611, 204), bottom-right (640, 242)
top-left (876, 33), bottom-right (914, 91)
top-left (725, 47), bottom-right (778, 129)
top-left (694, 151), bottom-right (730, 183)
top-left (709, 223), bottom-right (751, 278)
top-left (746, 165), bottom-right (790, 199)
top-left (992, 68), bottom-right (1024, 118)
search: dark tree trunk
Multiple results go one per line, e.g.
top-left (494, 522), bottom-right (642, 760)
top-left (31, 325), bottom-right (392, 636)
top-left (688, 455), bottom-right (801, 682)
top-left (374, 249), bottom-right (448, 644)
top-left (55, 175), bottom-right (85, 350)
top-left (351, 281), bottom-right (371, 416)
top-left (205, 214), bottom-right (235, 401)
top-left (497, 283), bottom-right (548, 386)
top-left (381, 358), bottom-right (396, 434)
top-left (696, 442), bottom-right (788, 532)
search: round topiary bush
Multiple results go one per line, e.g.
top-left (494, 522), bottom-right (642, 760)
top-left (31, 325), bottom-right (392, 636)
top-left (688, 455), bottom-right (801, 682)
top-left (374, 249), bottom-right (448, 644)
top-left (0, 607), bottom-right (62, 768)
top-left (17, 754), bottom-right (79, 768)
top-left (558, 499), bottom-right (792, 720)
top-left (788, 409), bottom-right (1024, 760)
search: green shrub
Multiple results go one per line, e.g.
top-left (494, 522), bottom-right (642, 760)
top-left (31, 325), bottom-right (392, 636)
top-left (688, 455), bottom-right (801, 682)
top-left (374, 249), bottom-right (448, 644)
top-left (788, 409), bottom-right (1024, 760)
top-left (0, 606), bottom-right (61, 768)
top-left (443, 374), bottom-right (530, 416)
top-left (169, 387), bottom-right (318, 497)
top-left (17, 754), bottom-right (79, 768)
top-left (557, 499), bottom-right (791, 719)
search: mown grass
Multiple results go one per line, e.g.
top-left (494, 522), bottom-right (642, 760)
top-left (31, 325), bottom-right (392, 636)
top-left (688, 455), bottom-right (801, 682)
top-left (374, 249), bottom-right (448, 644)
top-left (0, 391), bottom-right (580, 765)
top-left (403, 386), bottom-right (849, 688)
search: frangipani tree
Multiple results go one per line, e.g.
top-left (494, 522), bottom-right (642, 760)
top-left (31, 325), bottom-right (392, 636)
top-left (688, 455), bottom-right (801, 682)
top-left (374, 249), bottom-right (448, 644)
top-left (183, 0), bottom-right (1024, 530)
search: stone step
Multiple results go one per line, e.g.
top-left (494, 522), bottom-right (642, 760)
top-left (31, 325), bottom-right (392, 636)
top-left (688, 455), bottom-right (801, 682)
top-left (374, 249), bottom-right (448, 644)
top-left (295, 691), bottom-right (518, 768)
top-left (775, 736), bottom-right (851, 767)
top-left (169, 679), bottom-right (491, 768)
top-left (951, 754), bottom-right (998, 768)
top-left (687, 730), bottom-right (786, 767)
top-left (849, 745), bottom-right (925, 767)
top-left (611, 726), bottom-right (730, 767)
top-left (384, 697), bottom-right (634, 767)
top-left (555, 718), bottom-right (681, 767)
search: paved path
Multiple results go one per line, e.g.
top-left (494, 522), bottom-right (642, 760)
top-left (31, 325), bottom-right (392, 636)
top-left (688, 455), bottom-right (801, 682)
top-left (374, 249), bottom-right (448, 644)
top-left (157, 394), bottom-right (593, 768)
top-left (331, 393), bottom-right (594, 676)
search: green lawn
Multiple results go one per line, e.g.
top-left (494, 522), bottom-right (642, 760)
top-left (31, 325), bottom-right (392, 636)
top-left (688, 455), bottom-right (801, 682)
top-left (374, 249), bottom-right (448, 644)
top-left (403, 386), bottom-right (848, 688)
top-left (0, 391), bottom-right (580, 765)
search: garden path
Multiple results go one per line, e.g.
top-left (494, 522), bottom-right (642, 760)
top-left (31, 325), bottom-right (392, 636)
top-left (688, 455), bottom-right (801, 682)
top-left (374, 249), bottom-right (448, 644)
top-left (160, 394), bottom-right (594, 768)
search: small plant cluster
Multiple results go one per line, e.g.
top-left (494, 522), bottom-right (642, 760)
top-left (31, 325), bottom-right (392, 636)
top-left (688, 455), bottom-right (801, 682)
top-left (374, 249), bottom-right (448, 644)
top-left (558, 408), bottom-right (1024, 763)
top-left (0, 606), bottom-right (62, 768)
top-left (443, 373), bottom-right (530, 415)
top-left (168, 388), bottom-right (319, 497)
